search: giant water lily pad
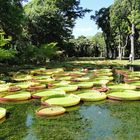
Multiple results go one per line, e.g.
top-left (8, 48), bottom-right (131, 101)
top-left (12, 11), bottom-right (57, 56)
top-left (1, 91), bottom-right (31, 101)
top-left (94, 70), bottom-right (113, 76)
top-left (108, 90), bottom-right (140, 100)
top-left (32, 89), bottom-right (65, 98)
top-left (0, 107), bottom-right (6, 119)
top-left (93, 69), bottom-right (112, 73)
top-left (76, 82), bottom-right (94, 89)
top-left (56, 76), bottom-right (72, 81)
top-left (94, 76), bottom-right (113, 81)
top-left (69, 71), bottom-right (86, 76)
top-left (30, 68), bottom-right (46, 75)
top-left (36, 106), bottom-right (66, 116)
top-left (77, 90), bottom-right (107, 101)
top-left (108, 84), bottom-right (136, 91)
top-left (54, 85), bottom-right (78, 92)
top-left (13, 74), bottom-right (32, 82)
top-left (36, 78), bottom-right (55, 83)
top-left (15, 82), bottom-right (40, 89)
top-left (42, 94), bottom-right (80, 107)
top-left (128, 81), bottom-right (140, 86)
top-left (53, 81), bottom-right (71, 86)
top-left (46, 68), bottom-right (64, 75)
top-left (0, 84), bottom-right (11, 92)
top-left (74, 77), bottom-right (90, 82)
top-left (27, 84), bottom-right (46, 91)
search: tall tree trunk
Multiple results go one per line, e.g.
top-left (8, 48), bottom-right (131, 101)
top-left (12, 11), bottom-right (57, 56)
top-left (122, 35), bottom-right (128, 57)
top-left (118, 34), bottom-right (122, 60)
top-left (130, 23), bottom-right (135, 62)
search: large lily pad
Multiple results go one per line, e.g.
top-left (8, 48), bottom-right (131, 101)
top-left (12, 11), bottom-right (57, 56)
top-left (13, 74), bottom-right (32, 82)
top-left (36, 106), bottom-right (66, 116)
top-left (54, 85), bottom-right (78, 92)
top-left (32, 89), bottom-right (65, 99)
top-left (1, 91), bottom-right (31, 101)
top-left (77, 90), bottom-right (107, 101)
top-left (76, 82), bottom-right (94, 89)
top-left (108, 84), bottom-right (136, 91)
top-left (42, 94), bottom-right (80, 107)
top-left (73, 77), bottom-right (90, 82)
top-left (108, 90), bottom-right (140, 100)
top-left (0, 84), bottom-right (11, 92)
top-left (53, 81), bottom-right (71, 86)
top-left (15, 82), bottom-right (40, 89)
top-left (56, 76), bottom-right (72, 81)
top-left (0, 107), bottom-right (6, 120)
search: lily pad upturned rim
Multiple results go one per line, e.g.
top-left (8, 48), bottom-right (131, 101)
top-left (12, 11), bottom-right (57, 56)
top-left (41, 94), bottom-right (80, 107)
top-left (36, 106), bottom-right (66, 116)
top-left (0, 91), bottom-right (31, 101)
top-left (107, 90), bottom-right (140, 101)
top-left (0, 107), bottom-right (6, 120)
top-left (77, 90), bottom-right (107, 101)
top-left (32, 89), bottom-right (66, 99)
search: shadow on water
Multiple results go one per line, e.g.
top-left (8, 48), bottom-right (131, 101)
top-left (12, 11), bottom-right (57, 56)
top-left (125, 65), bottom-right (140, 71)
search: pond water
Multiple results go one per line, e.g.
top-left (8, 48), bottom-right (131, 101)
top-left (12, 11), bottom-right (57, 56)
top-left (1, 100), bottom-right (140, 140)
top-left (0, 65), bottom-right (140, 140)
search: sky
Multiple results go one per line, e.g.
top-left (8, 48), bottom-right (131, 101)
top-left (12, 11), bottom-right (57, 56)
top-left (73, 0), bottom-right (114, 38)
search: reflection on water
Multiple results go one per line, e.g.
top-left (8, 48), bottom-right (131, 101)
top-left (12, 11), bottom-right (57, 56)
top-left (1, 100), bottom-right (140, 140)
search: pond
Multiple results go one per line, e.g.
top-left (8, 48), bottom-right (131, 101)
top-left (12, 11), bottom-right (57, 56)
top-left (0, 63), bottom-right (140, 140)
top-left (1, 100), bottom-right (140, 140)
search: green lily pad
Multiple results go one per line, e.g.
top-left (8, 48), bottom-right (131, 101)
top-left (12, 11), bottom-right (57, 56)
top-left (54, 85), bottom-right (78, 92)
top-left (94, 76), bottom-right (113, 81)
top-left (32, 89), bottom-right (65, 98)
top-left (53, 81), bottom-right (71, 86)
top-left (36, 106), bottom-right (66, 116)
top-left (76, 82), bottom-right (94, 89)
top-left (77, 90), bottom-right (107, 101)
top-left (128, 81), bottom-right (140, 86)
top-left (2, 91), bottom-right (31, 101)
top-left (15, 82), bottom-right (40, 89)
top-left (74, 77), bottom-right (90, 82)
top-left (0, 107), bottom-right (6, 120)
top-left (13, 75), bottom-right (32, 82)
top-left (108, 90), bottom-right (140, 100)
top-left (0, 84), bottom-right (11, 92)
top-left (42, 94), bottom-right (80, 107)
top-left (108, 84), bottom-right (136, 90)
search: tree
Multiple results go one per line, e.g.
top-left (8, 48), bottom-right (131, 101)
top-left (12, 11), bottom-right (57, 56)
top-left (127, 0), bottom-right (140, 61)
top-left (68, 36), bottom-right (95, 57)
top-left (0, 31), bottom-right (16, 61)
top-left (110, 0), bottom-right (130, 59)
top-left (110, 0), bottom-right (140, 61)
top-left (24, 0), bottom-right (91, 46)
top-left (91, 32), bottom-right (106, 57)
top-left (0, 0), bottom-right (26, 40)
top-left (91, 7), bottom-right (117, 58)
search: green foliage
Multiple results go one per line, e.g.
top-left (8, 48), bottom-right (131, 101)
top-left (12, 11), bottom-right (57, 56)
top-left (68, 36), bottom-right (95, 57)
top-left (0, 31), bottom-right (16, 60)
top-left (91, 32), bottom-right (105, 56)
top-left (0, 0), bottom-right (26, 40)
top-left (92, 0), bottom-right (140, 59)
top-left (0, 32), bottom-right (12, 47)
top-left (36, 42), bottom-right (58, 59)
top-left (24, 0), bottom-right (91, 46)
top-left (18, 42), bottom-right (58, 64)
top-left (91, 7), bottom-right (116, 58)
